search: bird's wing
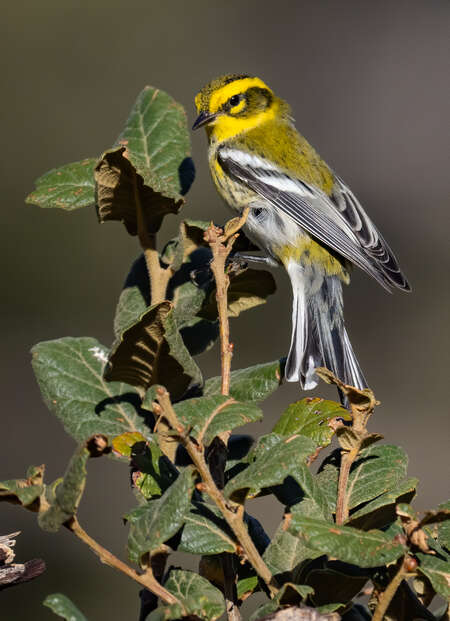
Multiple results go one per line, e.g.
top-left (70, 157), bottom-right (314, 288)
top-left (331, 176), bottom-right (410, 290)
top-left (218, 147), bottom-right (410, 291)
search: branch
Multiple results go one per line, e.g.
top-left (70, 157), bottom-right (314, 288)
top-left (134, 171), bottom-right (172, 305)
top-left (138, 552), bottom-right (169, 621)
top-left (335, 446), bottom-right (359, 525)
top-left (314, 369), bottom-right (379, 526)
top-left (372, 556), bottom-right (412, 621)
top-left (204, 210), bottom-right (251, 619)
top-left (155, 387), bottom-right (278, 598)
top-left (65, 517), bottom-right (181, 608)
top-left (203, 208), bottom-right (249, 400)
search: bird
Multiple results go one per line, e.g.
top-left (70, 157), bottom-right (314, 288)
top-left (193, 74), bottom-right (410, 395)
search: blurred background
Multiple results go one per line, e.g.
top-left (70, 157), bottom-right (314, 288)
top-left (1, 1), bottom-right (449, 619)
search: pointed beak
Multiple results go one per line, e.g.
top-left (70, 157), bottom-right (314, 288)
top-left (192, 111), bottom-right (217, 130)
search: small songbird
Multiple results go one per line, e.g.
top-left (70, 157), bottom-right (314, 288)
top-left (193, 74), bottom-right (410, 393)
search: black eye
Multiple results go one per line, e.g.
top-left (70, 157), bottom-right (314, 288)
top-left (229, 94), bottom-right (241, 107)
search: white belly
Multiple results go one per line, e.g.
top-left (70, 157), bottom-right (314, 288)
top-left (243, 202), bottom-right (309, 262)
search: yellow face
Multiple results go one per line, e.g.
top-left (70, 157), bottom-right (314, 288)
top-left (193, 74), bottom-right (280, 141)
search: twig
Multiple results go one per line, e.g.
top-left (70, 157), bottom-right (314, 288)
top-left (155, 388), bottom-right (277, 597)
top-left (139, 552), bottom-right (169, 621)
top-left (65, 516), bottom-right (180, 608)
top-left (134, 171), bottom-right (172, 305)
top-left (372, 556), bottom-right (410, 621)
top-left (324, 377), bottom-right (378, 526)
top-left (204, 210), bottom-right (250, 619)
top-left (335, 446), bottom-right (359, 525)
top-left (204, 207), bottom-right (249, 399)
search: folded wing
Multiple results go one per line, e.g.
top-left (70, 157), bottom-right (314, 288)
top-left (218, 148), bottom-right (410, 292)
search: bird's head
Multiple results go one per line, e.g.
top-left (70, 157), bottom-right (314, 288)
top-left (193, 74), bottom-right (287, 141)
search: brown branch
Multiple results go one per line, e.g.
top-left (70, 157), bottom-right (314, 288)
top-left (155, 387), bottom-right (278, 598)
top-left (204, 210), bottom-right (251, 619)
top-left (197, 398), bottom-right (235, 447)
top-left (64, 516), bottom-right (181, 608)
top-left (134, 172), bottom-right (172, 305)
top-left (335, 446), bottom-right (359, 525)
top-left (204, 207), bottom-right (249, 401)
top-left (372, 556), bottom-right (410, 621)
top-left (317, 371), bottom-right (379, 526)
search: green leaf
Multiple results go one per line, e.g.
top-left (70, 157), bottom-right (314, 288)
top-left (224, 433), bottom-right (318, 505)
top-left (239, 435), bottom-right (329, 515)
top-left (347, 445), bottom-right (409, 511)
top-left (264, 526), bottom-right (320, 577)
top-left (179, 501), bottom-right (236, 555)
top-left (116, 87), bottom-right (194, 198)
top-left (173, 395), bottom-right (263, 446)
top-left (438, 500), bottom-right (450, 552)
top-left (316, 603), bottom-right (345, 614)
top-left (200, 268), bottom-right (276, 320)
top-left (249, 603), bottom-right (277, 621)
top-left (167, 230), bottom-right (212, 320)
top-left (112, 432), bottom-right (178, 499)
top-left (26, 159), bottom-right (96, 210)
top-left (336, 428), bottom-right (383, 452)
top-left (31, 337), bottom-right (149, 442)
top-left (315, 445), bottom-right (410, 516)
top-left (94, 144), bottom-right (181, 235)
top-left (113, 256), bottom-right (149, 338)
top-left (305, 567), bottom-right (368, 610)
top-left (417, 553), bottom-right (450, 599)
top-left (105, 301), bottom-right (202, 400)
top-left (263, 498), bottom-right (326, 576)
top-left (196, 554), bottom-right (260, 602)
top-left (163, 569), bottom-right (225, 620)
top-left (113, 237), bottom-right (219, 358)
top-left (249, 583), bottom-right (315, 620)
top-left (246, 513), bottom-right (271, 554)
top-left (127, 467), bottom-right (195, 565)
top-left (315, 464), bottom-right (339, 515)
top-left (237, 574), bottom-right (259, 600)
top-left (164, 221), bottom-right (218, 354)
top-left (43, 593), bottom-right (88, 620)
top-left (95, 85), bottom-right (194, 235)
top-left (114, 282), bottom-right (148, 338)
top-left (111, 431), bottom-right (147, 457)
top-left (38, 444), bottom-right (90, 532)
top-left (179, 318), bottom-right (220, 357)
top-left (289, 517), bottom-right (406, 567)
top-left (382, 578), bottom-right (436, 621)
top-left (273, 398), bottom-right (351, 447)
top-left (172, 279), bottom-right (208, 328)
top-left (112, 223), bottom-right (218, 360)
top-left (347, 477), bottom-right (418, 530)
top-left (167, 219), bottom-right (211, 271)
top-left (0, 465), bottom-right (44, 509)
top-left (204, 359), bottom-right (283, 402)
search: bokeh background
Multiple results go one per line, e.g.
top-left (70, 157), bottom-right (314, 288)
top-left (1, 1), bottom-right (449, 619)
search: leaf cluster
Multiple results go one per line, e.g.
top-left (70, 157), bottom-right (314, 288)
top-left (3, 84), bottom-right (448, 621)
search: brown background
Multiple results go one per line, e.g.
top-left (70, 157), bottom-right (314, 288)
top-left (1, 1), bottom-right (449, 619)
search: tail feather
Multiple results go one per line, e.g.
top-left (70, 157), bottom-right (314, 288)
top-left (342, 328), bottom-right (367, 390)
top-left (285, 263), bottom-right (367, 395)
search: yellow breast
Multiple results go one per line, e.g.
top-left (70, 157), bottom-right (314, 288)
top-left (276, 236), bottom-right (350, 282)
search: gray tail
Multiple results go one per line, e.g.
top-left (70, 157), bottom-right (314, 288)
top-left (284, 263), bottom-right (367, 396)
